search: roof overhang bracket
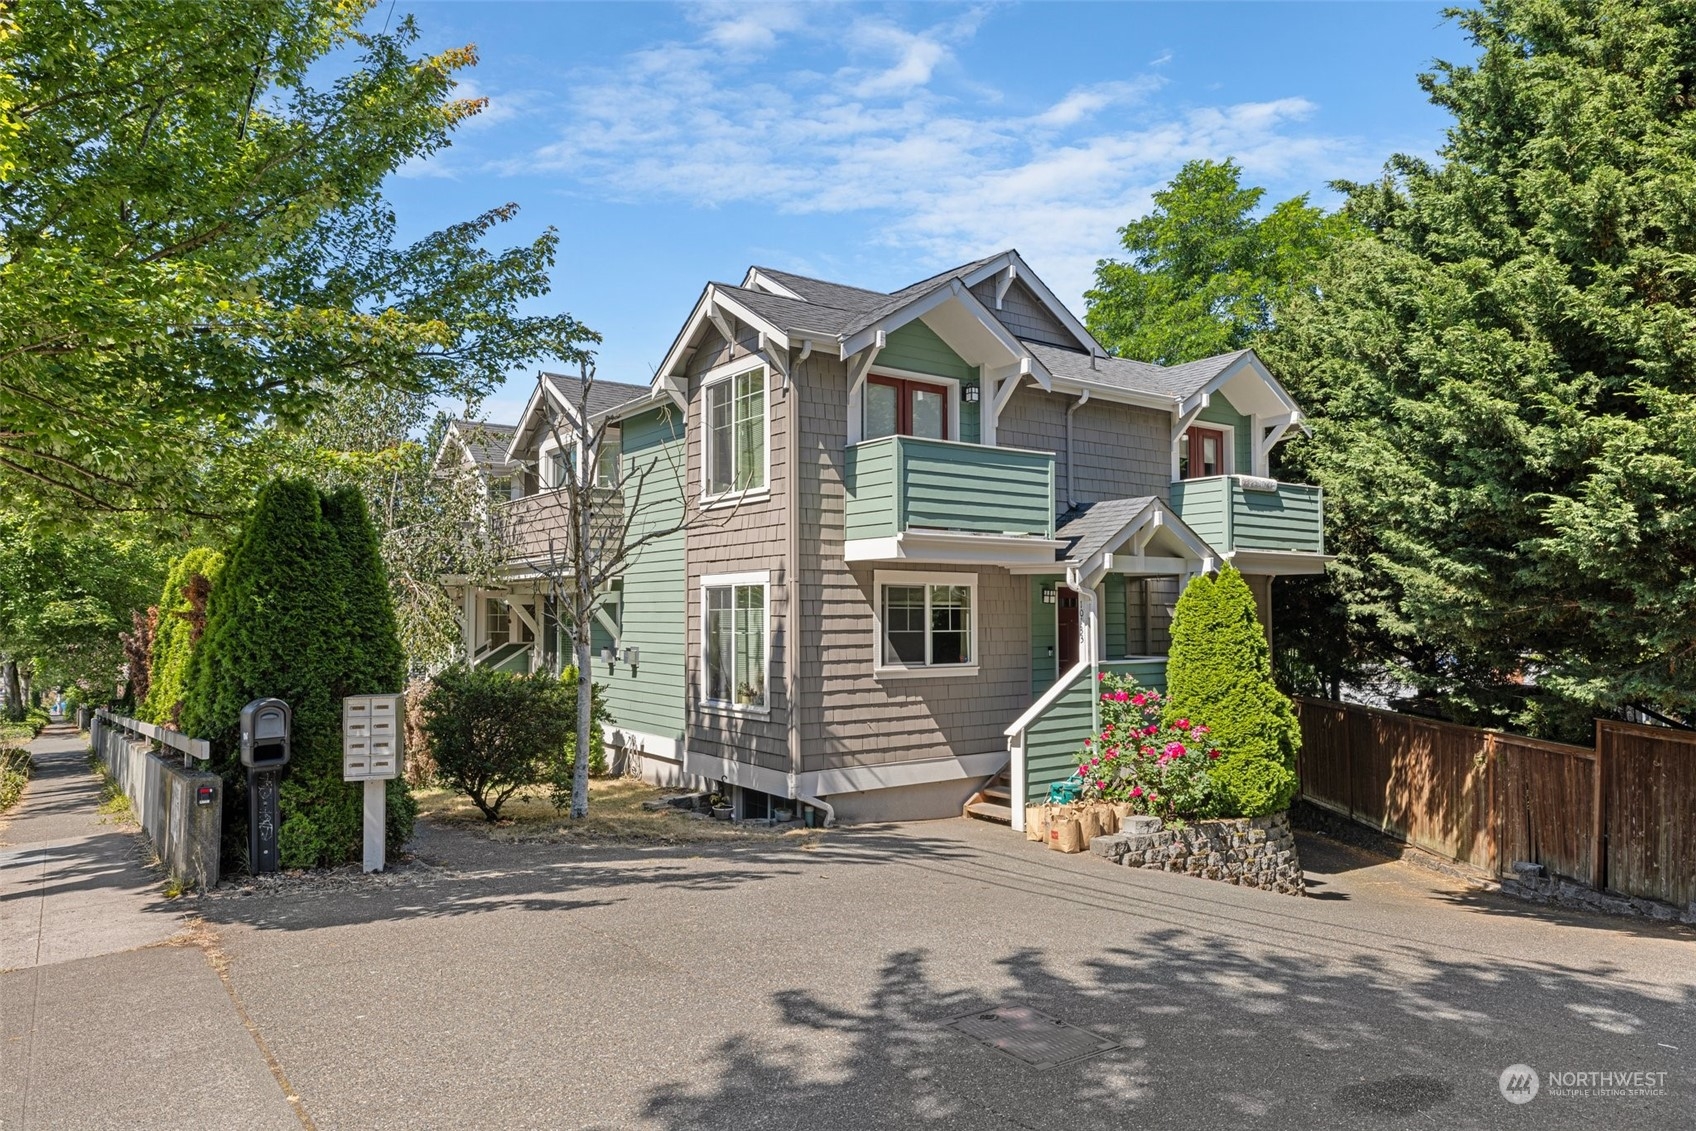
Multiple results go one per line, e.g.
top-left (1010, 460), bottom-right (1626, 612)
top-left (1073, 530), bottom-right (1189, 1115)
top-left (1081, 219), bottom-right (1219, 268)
top-left (759, 330), bottom-right (790, 386)
top-left (847, 330), bottom-right (885, 403)
top-left (994, 264), bottom-right (1017, 310)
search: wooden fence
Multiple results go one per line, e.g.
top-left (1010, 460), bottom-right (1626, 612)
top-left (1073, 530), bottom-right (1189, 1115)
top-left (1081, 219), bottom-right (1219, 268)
top-left (1295, 698), bottom-right (1696, 908)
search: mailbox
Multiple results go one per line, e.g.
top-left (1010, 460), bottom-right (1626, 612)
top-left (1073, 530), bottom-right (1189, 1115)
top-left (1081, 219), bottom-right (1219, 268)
top-left (239, 698), bottom-right (292, 768)
top-left (343, 694), bottom-right (404, 782)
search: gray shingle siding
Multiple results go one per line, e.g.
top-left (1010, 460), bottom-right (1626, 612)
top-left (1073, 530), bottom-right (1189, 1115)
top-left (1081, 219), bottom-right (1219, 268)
top-left (996, 381), bottom-right (1173, 508)
top-left (970, 277), bottom-right (1076, 348)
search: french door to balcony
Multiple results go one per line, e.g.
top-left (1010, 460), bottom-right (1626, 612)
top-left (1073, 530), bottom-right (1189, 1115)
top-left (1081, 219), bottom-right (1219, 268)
top-left (865, 375), bottom-right (949, 441)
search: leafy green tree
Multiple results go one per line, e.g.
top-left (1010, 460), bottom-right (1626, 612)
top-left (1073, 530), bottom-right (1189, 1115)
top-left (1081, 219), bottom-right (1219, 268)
top-left (1264, 0), bottom-right (1696, 735)
top-left (142, 548), bottom-right (223, 726)
top-left (0, 0), bottom-right (595, 518)
top-left (1085, 159), bottom-right (1355, 364)
top-left (1163, 567), bottom-right (1300, 817)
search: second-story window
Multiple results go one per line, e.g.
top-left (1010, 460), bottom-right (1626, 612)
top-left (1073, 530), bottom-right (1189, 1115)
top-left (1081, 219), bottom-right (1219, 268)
top-left (706, 366), bottom-right (766, 496)
top-left (485, 598), bottom-right (510, 648)
top-left (865, 375), bottom-right (949, 441)
top-left (546, 447), bottom-right (574, 489)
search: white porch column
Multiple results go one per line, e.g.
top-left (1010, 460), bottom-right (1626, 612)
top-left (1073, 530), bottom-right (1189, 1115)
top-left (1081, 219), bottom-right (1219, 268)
top-left (462, 586), bottom-right (477, 663)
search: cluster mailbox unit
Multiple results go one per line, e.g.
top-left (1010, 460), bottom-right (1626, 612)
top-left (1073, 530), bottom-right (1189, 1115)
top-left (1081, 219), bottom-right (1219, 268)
top-left (343, 694), bottom-right (404, 872)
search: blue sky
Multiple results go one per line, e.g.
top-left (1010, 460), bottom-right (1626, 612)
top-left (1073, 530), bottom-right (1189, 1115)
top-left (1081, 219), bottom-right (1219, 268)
top-left (385, 2), bottom-right (1470, 424)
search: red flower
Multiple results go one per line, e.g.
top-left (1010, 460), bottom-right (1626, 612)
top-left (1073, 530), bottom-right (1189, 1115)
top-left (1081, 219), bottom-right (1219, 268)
top-left (1175, 718), bottom-right (1190, 729)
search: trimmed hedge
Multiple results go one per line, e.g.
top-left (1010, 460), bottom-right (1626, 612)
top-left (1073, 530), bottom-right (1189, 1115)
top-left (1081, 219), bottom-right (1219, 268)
top-left (142, 547), bottom-right (223, 726)
top-left (183, 480), bottom-right (410, 870)
top-left (1164, 565), bottom-right (1301, 817)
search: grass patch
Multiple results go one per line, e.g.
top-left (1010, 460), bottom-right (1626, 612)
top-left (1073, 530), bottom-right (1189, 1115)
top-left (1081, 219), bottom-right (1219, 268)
top-left (0, 746), bottom-right (32, 814)
top-left (414, 777), bottom-right (826, 846)
top-left (90, 759), bottom-right (135, 823)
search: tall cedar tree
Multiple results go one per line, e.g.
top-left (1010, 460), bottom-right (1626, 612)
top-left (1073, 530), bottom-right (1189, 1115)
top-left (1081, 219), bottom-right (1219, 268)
top-left (182, 480), bottom-right (409, 869)
top-left (1163, 567), bottom-right (1301, 817)
top-left (1263, 0), bottom-right (1696, 736)
top-left (142, 547), bottom-right (223, 726)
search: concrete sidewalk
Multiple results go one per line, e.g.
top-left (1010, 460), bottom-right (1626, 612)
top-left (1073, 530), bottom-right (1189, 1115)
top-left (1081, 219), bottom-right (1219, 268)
top-left (0, 723), bottom-right (299, 1131)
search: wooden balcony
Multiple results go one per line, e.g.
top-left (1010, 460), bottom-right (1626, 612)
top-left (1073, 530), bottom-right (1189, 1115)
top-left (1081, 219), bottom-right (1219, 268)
top-left (1169, 475), bottom-right (1324, 560)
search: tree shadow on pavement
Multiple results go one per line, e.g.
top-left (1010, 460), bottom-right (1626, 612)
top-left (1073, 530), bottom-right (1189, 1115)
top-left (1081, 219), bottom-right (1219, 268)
top-left (192, 823), bottom-right (977, 933)
top-left (628, 934), bottom-right (1693, 1131)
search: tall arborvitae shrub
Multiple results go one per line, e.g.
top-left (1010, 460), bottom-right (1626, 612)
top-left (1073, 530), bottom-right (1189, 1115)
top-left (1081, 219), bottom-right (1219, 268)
top-left (182, 479), bottom-right (412, 870)
top-left (1163, 565), bottom-right (1301, 816)
top-left (143, 547), bottom-right (223, 726)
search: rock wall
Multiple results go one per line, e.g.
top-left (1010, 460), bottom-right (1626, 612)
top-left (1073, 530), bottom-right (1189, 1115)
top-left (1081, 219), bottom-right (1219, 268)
top-left (1091, 812), bottom-right (1304, 896)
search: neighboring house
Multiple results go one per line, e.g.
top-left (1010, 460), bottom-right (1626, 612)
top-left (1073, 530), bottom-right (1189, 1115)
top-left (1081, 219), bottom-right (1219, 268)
top-left (434, 419), bottom-right (521, 502)
top-left (447, 251), bottom-right (1329, 827)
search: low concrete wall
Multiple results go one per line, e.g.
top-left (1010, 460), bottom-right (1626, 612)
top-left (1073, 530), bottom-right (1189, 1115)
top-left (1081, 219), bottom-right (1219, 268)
top-left (90, 716), bottom-right (222, 889)
top-left (1091, 812), bottom-right (1306, 896)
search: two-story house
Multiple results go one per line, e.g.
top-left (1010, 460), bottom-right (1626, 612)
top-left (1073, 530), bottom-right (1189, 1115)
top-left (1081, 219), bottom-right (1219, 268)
top-left (444, 251), bottom-right (1328, 829)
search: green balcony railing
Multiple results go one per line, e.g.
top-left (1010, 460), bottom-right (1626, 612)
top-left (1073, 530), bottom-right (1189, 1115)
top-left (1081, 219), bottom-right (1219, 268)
top-left (844, 436), bottom-right (1056, 542)
top-left (1170, 475), bottom-right (1324, 556)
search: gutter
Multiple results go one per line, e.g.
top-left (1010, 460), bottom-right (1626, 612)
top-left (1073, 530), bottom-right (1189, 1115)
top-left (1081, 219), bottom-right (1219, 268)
top-left (785, 349), bottom-right (806, 814)
top-left (1064, 389), bottom-right (1090, 508)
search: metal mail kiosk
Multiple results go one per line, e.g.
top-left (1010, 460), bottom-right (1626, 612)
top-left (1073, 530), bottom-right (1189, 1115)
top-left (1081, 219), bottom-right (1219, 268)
top-left (343, 693), bottom-right (403, 782)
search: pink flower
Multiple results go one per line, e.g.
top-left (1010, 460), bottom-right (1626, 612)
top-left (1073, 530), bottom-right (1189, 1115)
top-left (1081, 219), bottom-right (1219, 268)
top-left (1164, 742), bottom-right (1187, 758)
top-left (1144, 725), bottom-right (1159, 737)
top-left (1193, 724), bottom-right (1210, 735)
top-left (1098, 672), bottom-right (1107, 681)
top-left (1130, 786), bottom-right (1143, 798)
top-left (1113, 690), bottom-right (1130, 703)
top-left (1207, 749), bottom-right (1220, 760)
top-left (1083, 737), bottom-right (1092, 745)
top-left (1131, 693), bottom-right (1146, 706)
top-left (1175, 718), bottom-right (1190, 729)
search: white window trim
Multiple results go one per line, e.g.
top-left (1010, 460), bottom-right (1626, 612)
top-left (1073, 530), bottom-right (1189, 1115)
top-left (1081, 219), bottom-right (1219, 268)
top-left (872, 569), bottom-right (979, 679)
top-left (1176, 419), bottom-right (1236, 481)
top-left (700, 569), bottom-right (772, 716)
top-left (699, 360), bottom-right (772, 506)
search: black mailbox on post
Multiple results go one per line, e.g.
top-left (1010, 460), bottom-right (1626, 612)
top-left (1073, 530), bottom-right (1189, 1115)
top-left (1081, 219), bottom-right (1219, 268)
top-left (239, 698), bottom-right (291, 769)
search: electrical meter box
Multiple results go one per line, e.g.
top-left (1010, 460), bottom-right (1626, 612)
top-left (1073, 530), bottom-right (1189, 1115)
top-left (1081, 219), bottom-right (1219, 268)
top-left (239, 698), bottom-right (292, 769)
top-left (343, 694), bottom-right (403, 781)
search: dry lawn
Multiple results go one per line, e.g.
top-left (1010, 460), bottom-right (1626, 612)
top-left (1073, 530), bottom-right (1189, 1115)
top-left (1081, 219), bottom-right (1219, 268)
top-left (413, 776), bottom-right (827, 846)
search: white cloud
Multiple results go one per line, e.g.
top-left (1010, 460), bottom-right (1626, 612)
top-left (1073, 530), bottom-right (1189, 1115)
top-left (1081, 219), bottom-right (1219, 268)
top-left (510, 8), bottom-right (1372, 306)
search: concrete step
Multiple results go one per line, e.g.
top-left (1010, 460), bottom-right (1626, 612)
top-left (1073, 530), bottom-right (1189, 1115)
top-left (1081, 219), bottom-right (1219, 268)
top-left (964, 800), bottom-right (1013, 824)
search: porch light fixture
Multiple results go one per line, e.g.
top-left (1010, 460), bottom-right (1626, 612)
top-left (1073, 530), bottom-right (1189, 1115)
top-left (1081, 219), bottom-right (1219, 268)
top-left (1042, 587), bottom-right (1057, 604)
top-left (963, 383), bottom-right (980, 404)
top-left (622, 646), bottom-right (640, 674)
top-left (600, 647), bottom-right (615, 672)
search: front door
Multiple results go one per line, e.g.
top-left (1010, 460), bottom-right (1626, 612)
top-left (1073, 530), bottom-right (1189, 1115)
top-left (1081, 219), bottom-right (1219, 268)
top-left (1056, 587), bottom-right (1080, 669)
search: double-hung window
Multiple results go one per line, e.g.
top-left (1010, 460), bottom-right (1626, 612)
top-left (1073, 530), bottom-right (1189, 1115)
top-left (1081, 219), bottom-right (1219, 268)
top-left (703, 573), bottom-right (767, 709)
top-left (1178, 425), bottom-right (1228, 479)
top-left (874, 571), bottom-right (975, 675)
top-left (705, 366), bottom-right (766, 497)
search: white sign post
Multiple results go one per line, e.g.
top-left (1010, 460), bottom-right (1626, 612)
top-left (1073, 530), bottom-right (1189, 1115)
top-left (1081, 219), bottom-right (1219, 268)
top-left (343, 694), bottom-right (404, 873)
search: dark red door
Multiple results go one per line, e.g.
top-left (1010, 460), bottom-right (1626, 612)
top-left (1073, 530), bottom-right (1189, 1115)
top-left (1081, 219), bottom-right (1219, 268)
top-left (1056, 587), bottom-right (1080, 669)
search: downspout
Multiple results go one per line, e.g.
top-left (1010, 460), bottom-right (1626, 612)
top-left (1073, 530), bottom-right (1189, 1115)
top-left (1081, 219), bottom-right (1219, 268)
top-left (1064, 390), bottom-right (1091, 508)
top-left (783, 351), bottom-right (831, 824)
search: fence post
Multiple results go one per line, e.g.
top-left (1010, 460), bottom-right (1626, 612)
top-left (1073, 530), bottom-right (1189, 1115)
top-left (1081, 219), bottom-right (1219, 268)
top-left (1486, 731), bottom-right (1499, 877)
top-left (1591, 718), bottom-right (1606, 891)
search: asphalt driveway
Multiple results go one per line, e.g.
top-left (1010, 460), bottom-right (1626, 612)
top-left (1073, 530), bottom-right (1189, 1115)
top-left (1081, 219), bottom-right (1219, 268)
top-left (183, 814), bottom-right (1694, 1131)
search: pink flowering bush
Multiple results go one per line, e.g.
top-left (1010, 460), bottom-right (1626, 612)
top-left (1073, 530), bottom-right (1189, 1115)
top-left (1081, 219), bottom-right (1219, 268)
top-left (1074, 672), bottom-right (1219, 821)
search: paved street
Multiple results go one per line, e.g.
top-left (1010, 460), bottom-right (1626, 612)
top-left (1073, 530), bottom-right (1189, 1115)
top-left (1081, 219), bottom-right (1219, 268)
top-left (4, 724), bottom-right (1693, 1130)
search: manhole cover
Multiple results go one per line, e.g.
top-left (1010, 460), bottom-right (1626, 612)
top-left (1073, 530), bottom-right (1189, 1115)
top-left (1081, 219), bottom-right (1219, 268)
top-left (946, 1006), bottom-right (1118, 1070)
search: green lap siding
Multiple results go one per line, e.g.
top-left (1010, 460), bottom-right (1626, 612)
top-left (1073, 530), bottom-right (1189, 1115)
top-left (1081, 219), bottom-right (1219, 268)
top-left (1170, 477), bottom-right (1324, 555)
top-left (598, 407), bottom-right (686, 744)
top-left (844, 437), bottom-right (1055, 540)
top-left (879, 321), bottom-right (980, 443)
top-left (1104, 575), bottom-right (1127, 658)
top-left (1020, 657), bottom-right (1168, 803)
top-left (1029, 576), bottom-right (1061, 694)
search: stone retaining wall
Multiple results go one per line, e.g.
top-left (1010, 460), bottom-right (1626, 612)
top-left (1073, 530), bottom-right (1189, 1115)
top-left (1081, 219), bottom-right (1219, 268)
top-left (1090, 812), bottom-right (1304, 896)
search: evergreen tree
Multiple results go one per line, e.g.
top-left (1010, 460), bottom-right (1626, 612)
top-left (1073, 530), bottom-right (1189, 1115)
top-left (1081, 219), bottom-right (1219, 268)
top-left (1264, 0), bottom-right (1696, 735)
top-left (142, 547), bottom-right (223, 726)
top-left (1164, 567), bottom-right (1301, 817)
top-left (183, 479), bottom-right (410, 869)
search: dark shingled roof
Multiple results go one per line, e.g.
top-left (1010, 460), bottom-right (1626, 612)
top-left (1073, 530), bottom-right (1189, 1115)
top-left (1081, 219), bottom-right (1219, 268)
top-left (749, 267), bottom-right (888, 313)
top-left (726, 253), bottom-right (1012, 340)
top-left (1022, 342), bottom-right (1252, 403)
top-left (1053, 497), bottom-right (1160, 564)
top-left (450, 419), bottom-right (518, 472)
top-left (712, 284), bottom-right (859, 336)
top-left (539, 374), bottom-right (654, 419)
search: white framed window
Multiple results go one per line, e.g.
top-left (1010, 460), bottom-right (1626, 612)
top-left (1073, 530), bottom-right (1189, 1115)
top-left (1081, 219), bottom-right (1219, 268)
top-left (701, 570), bottom-right (769, 711)
top-left (703, 364), bottom-right (767, 500)
top-left (543, 444), bottom-right (574, 490)
top-left (872, 570), bottom-right (977, 677)
top-left (1176, 421), bottom-right (1235, 480)
top-left (594, 434), bottom-right (621, 487)
top-left (485, 597), bottom-right (510, 648)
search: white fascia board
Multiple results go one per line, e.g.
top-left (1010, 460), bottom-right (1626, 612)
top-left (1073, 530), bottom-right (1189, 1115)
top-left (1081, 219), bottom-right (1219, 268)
top-left (684, 750), bottom-right (795, 797)
top-left (654, 285), bottom-right (715, 399)
top-left (1200, 352), bottom-right (1303, 422)
top-left (1047, 375), bottom-right (1178, 413)
top-left (741, 268), bottom-right (805, 301)
top-left (961, 251), bottom-right (1105, 356)
top-left (506, 379), bottom-right (561, 465)
top-left (799, 750), bottom-right (1008, 797)
top-left (1226, 550), bottom-right (1336, 576)
top-left (840, 278), bottom-right (1028, 368)
top-left (843, 530), bottom-right (1064, 566)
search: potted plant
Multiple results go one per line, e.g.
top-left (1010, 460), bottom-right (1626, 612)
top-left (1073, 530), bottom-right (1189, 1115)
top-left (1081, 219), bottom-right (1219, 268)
top-left (735, 679), bottom-right (761, 706)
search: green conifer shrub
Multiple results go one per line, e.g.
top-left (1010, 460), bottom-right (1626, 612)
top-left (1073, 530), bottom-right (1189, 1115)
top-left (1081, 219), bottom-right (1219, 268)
top-left (142, 547), bottom-right (223, 726)
top-left (182, 479), bottom-right (412, 870)
top-left (1163, 565), bottom-right (1301, 816)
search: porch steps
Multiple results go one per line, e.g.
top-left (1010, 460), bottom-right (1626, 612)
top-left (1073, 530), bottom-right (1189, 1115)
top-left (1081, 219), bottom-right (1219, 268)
top-left (962, 769), bottom-right (1015, 826)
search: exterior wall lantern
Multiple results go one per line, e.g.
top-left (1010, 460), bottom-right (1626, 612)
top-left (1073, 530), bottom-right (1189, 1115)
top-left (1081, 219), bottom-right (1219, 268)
top-left (963, 382), bottom-right (980, 404)
top-left (1042, 587), bottom-right (1057, 604)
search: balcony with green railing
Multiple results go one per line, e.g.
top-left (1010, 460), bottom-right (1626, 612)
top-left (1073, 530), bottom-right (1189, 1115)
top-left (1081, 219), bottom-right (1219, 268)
top-left (843, 436), bottom-right (1056, 545)
top-left (1169, 475), bottom-right (1324, 557)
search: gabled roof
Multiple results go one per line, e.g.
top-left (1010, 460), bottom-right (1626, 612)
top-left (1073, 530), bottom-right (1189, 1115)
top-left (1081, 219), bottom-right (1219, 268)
top-left (1054, 497), bottom-right (1162, 565)
top-left (539, 373), bottom-right (654, 420)
top-left (1053, 496), bottom-right (1218, 580)
top-left (436, 419), bottom-right (519, 477)
top-left (745, 267), bottom-right (887, 313)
